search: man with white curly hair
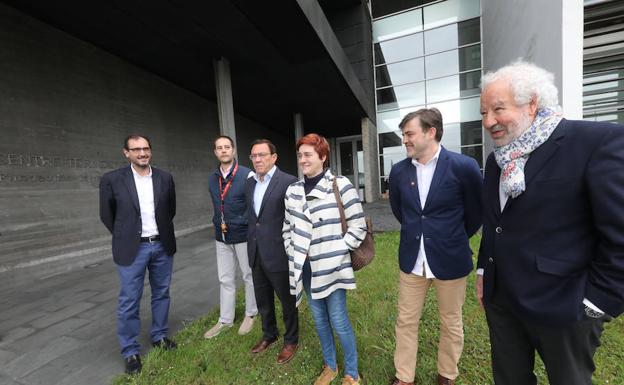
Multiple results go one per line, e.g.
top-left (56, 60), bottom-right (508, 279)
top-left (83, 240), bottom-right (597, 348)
top-left (477, 61), bottom-right (624, 385)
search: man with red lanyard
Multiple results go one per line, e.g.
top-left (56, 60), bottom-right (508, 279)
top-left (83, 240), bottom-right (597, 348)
top-left (204, 135), bottom-right (258, 338)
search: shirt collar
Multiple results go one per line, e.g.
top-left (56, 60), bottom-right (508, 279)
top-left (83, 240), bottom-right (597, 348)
top-left (412, 144), bottom-right (441, 167)
top-left (254, 165), bottom-right (277, 183)
top-left (130, 164), bottom-right (152, 177)
top-left (219, 161), bottom-right (236, 178)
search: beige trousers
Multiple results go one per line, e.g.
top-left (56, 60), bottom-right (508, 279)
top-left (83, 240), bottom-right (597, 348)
top-left (394, 271), bottom-right (467, 382)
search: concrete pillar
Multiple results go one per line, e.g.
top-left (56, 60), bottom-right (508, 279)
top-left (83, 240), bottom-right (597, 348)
top-left (214, 57), bottom-right (237, 145)
top-left (361, 117), bottom-right (380, 203)
top-left (294, 112), bottom-right (304, 179)
top-left (481, 0), bottom-right (584, 154)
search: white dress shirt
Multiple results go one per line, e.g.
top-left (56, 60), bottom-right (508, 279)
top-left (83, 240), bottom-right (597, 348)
top-left (253, 165), bottom-right (277, 216)
top-left (131, 164), bottom-right (158, 237)
top-left (411, 144), bottom-right (441, 278)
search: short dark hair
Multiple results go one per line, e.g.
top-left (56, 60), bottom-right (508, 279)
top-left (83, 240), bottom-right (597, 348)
top-left (297, 133), bottom-right (330, 167)
top-left (398, 108), bottom-right (444, 142)
top-left (124, 134), bottom-right (152, 150)
top-left (250, 138), bottom-right (276, 154)
top-left (214, 135), bottom-right (235, 149)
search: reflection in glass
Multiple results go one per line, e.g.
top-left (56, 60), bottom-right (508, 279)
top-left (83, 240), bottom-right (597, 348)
top-left (380, 152), bottom-right (408, 178)
top-left (375, 33), bottom-right (424, 65)
top-left (458, 18), bottom-right (481, 46)
top-left (377, 82), bottom-right (426, 111)
top-left (441, 123), bottom-right (461, 152)
top-left (460, 97), bottom-right (482, 122)
top-left (375, 57), bottom-right (425, 88)
top-left (424, 24), bottom-right (458, 54)
top-left (461, 145), bottom-right (483, 168)
top-left (460, 71), bottom-right (481, 97)
top-left (377, 110), bottom-right (403, 134)
top-left (423, 0), bottom-right (480, 30)
top-left (379, 131), bottom-right (403, 149)
top-left (429, 97), bottom-right (480, 123)
top-left (459, 45), bottom-right (481, 71)
top-left (460, 120), bottom-right (483, 146)
top-left (373, 8), bottom-right (423, 42)
top-left (425, 50), bottom-right (459, 78)
top-left (426, 75), bottom-right (460, 103)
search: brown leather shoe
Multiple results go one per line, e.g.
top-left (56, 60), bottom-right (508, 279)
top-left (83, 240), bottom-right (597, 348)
top-left (388, 377), bottom-right (414, 385)
top-left (437, 374), bottom-right (455, 385)
top-left (276, 343), bottom-right (298, 364)
top-left (250, 337), bottom-right (278, 354)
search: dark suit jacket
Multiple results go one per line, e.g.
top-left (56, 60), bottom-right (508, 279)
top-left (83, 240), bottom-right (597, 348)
top-left (246, 167), bottom-right (298, 273)
top-left (478, 119), bottom-right (624, 325)
top-left (99, 165), bottom-right (176, 266)
top-left (389, 146), bottom-right (482, 279)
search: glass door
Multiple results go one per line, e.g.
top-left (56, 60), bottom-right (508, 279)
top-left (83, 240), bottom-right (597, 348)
top-left (336, 136), bottom-right (365, 201)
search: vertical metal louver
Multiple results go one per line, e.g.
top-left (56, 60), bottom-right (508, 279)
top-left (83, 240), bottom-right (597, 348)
top-left (583, 0), bottom-right (624, 123)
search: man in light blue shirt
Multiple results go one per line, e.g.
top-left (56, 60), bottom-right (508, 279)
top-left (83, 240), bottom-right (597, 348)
top-left (245, 139), bottom-right (299, 364)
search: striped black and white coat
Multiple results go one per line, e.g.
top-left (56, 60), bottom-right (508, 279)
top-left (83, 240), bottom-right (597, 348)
top-left (282, 170), bottom-right (367, 306)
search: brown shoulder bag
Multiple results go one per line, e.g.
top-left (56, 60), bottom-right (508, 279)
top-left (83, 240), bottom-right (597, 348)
top-left (332, 178), bottom-right (375, 271)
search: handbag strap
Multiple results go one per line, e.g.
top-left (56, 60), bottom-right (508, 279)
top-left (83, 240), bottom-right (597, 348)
top-left (332, 178), bottom-right (348, 236)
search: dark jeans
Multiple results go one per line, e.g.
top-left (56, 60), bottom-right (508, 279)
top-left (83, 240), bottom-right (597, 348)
top-left (116, 241), bottom-right (173, 358)
top-left (485, 301), bottom-right (606, 385)
top-left (251, 250), bottom-right (298, 344)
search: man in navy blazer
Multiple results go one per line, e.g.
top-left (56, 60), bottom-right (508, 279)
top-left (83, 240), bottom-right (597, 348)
top-left (477, 61), bottom-right (624, 385)
top-left (388, 108), bottom-right (482, 385)
top-left (245, 139), bottom-right (299, 364)
top-left (100, 134), bottom-right (177, 374)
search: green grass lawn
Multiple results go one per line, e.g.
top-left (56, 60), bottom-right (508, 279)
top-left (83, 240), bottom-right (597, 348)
top-left (113, 232), bottom-right (624, 385)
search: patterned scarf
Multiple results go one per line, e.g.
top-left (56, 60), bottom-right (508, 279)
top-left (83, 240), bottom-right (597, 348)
top-left (494, 108), bottom-right (563, 199)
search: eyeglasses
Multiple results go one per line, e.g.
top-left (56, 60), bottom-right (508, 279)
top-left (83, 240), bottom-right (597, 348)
top-left (128, 147), bottom-right (151, 153)
top-left (249, 153), bottom-right (271, 160)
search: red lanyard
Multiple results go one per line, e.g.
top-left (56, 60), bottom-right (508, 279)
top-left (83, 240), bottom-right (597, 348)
top-left (219, 163), bottom-right (239, 221)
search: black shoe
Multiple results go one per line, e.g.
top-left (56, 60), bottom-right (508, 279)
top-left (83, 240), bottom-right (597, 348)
top-left (152, 337), bottom-right (177, 350)
top-left (124, 354), bottom-right (142, 374)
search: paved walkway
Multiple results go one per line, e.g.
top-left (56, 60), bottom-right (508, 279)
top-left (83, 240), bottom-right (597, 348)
top-left (0, 199), bottom-right (397, 385)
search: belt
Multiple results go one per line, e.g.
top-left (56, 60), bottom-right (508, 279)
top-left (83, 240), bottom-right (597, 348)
top-left (140, 235), bottom-right (160, 243)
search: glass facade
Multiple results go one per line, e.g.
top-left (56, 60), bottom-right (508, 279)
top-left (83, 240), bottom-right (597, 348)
top-left (583, 1), bottom-right (624, 124)
top-left (373, 0), bottom-right (483, 191)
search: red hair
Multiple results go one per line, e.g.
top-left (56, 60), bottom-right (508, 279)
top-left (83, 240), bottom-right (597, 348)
top-left (296, 133), bottom-right (330, 167)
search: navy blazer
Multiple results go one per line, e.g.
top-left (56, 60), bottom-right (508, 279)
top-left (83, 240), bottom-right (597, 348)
top-left (99, 166), bottom-right (176, 266)
top-left (389, 146), bottom-right (482, 279)
top-left (478, 119), bottom-right (624, 325)
top-left (246, 167), bottom-right (298, 273)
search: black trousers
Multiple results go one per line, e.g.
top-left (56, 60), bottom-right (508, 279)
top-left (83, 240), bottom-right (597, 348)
top-left (251, 250), bottom-right (298, 345)
top-left (485, 300), bottom-right (606, 385)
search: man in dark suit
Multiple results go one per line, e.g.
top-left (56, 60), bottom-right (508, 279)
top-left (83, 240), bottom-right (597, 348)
top-left (388, 108), bottom-right (482, 385)
top-left (477, 61), bottom-right (624, 385)
top-left (99, 134), bottom-right (177, 374)
top-left (245, 139), bottom-right (299, 364)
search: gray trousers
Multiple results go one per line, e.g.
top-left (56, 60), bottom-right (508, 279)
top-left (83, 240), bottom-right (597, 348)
top-left (215, 240), bottom-right (257, 324)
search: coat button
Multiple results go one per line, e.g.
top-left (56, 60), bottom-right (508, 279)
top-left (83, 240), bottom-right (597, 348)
top-left (488, 257), bottom-right (494, 263)
top-left (495, 226), bottom-right (502, 234)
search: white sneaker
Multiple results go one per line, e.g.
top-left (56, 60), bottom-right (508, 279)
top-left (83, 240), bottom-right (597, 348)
top-left (203, 322), bottom-right (232, 339)
top-left (238, 315), bottom-right (256, 335)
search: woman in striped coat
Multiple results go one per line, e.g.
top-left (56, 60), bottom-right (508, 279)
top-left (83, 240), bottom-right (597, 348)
top-left (282, 133), bottom-right (367, 385)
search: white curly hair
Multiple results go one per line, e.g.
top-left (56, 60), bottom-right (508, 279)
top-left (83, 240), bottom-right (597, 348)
top-left (481, 60), bottom-right (561, 111)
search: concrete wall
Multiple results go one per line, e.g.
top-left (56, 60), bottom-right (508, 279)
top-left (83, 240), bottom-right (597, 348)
top-left (233, 114), bottom-right (298, 175)
top-left (0, 3), bottom-right (288, 281)
top-left (481, 0), bottom-right (584, 153)
top-left (324, 2), bottom-right (375, 110)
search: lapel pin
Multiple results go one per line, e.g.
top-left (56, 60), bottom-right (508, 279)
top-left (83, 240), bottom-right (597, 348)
top-left (410, 181), bottom-right (415, 186)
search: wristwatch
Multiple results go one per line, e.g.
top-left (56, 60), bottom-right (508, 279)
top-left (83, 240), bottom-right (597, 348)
top-left (584, 304), bottom-right (604, 319)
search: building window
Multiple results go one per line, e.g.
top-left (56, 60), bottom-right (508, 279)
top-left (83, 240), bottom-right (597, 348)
top-left (583, 1), bottom-right (624, 124)
top-left (373, 0), bottom-right (483, 192)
